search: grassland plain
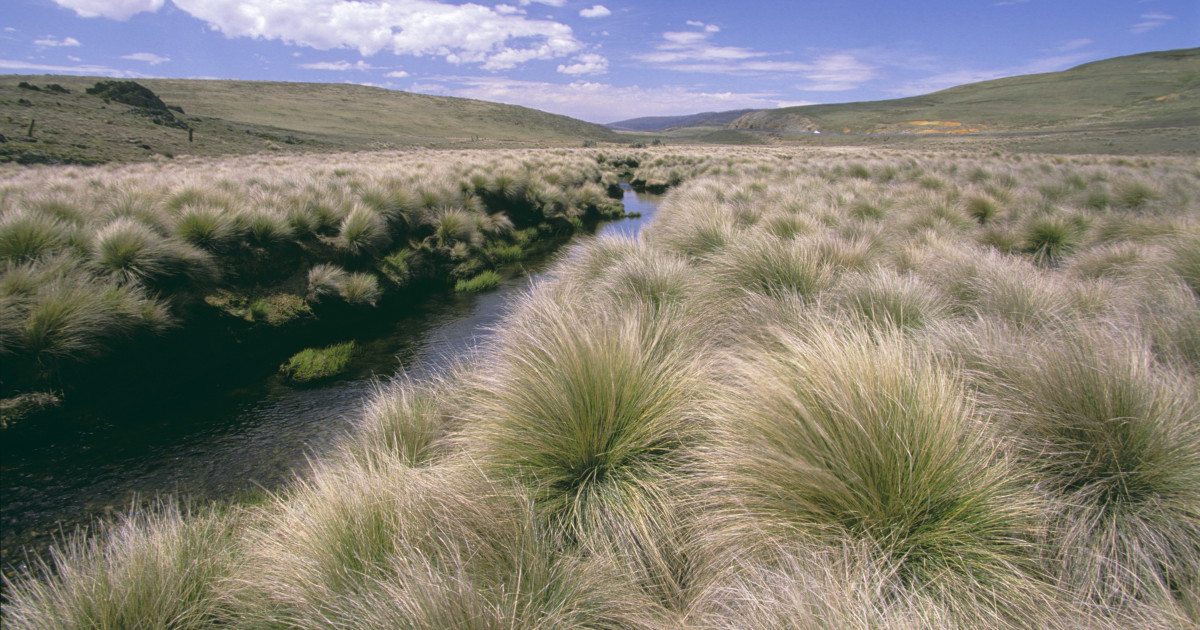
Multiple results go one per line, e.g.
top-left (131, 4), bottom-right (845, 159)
top-left (4, 145), bottom-right (1200, 629)
top-left (0, 149), bottom-right (639, 423)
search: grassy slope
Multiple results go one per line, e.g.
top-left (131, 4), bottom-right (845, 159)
top-left (729, 48), bottom-right (1199, 134)
top-left (0, 76), bottom-right (621, 164)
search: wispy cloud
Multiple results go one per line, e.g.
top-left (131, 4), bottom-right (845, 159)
top-left (635, 27), bottom-right (768, 65)
top-left (410, 75), bottom-right (807, 122)
top-left (1130, 12), bottom-right (1173, 34)
top-left (386, 70), bottom-right (409, 78)
top-left (634, 24), bottom-right (876, 91)
top-left (579, 5), bottom-right (610, 19)
top-left (34, 35), bottom-right (82, 47)
top-left (121, 52), bottom-right (169, 65)
top-left (0, 58), bottom-right (148, 77)
top-left (1047, 38), bottom-right (1093, 52)
top-left (300, 59), bottom-right (381, 71)
top-left (557, 53), bottom-right (607, 75)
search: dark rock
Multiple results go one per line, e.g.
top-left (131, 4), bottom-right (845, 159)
top-left (87, 81), bottom-right (188, 129)
top-left (86, 80), bottom-right (168, 111)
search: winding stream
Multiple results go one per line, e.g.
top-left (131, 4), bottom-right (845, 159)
top-left (0, 187), bottom-right (661, 581)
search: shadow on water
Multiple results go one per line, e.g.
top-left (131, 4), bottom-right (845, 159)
top-left (0, 186), bottom-right (662, 582)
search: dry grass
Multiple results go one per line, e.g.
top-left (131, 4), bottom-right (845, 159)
top-left (5, 146), bottom-right (1199, 628)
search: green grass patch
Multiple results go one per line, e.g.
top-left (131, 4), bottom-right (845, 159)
top-left (279, 341), bottom-right (358, 384)
top-left (454, 270), bottom-right (501, 293)
top-left (485, 243), bottom-right (525, 264)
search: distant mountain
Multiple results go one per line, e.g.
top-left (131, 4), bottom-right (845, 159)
top-left (606, 109), bottom-right (757, 132)
top-left (725, 48), bottom-right (1199, 135)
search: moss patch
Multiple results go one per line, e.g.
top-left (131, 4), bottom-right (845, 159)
top-left (454, 270), bottom-right (502, 293)
top-left (279, 341), bottom-right (358, 384)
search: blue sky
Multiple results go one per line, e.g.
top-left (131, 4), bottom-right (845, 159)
top-left (2, 0), bottom-right (1196, 123)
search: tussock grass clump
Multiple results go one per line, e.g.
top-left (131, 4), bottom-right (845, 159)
top-left (645, 188), bottom-right (738, 257)
top-left (969, 326), bottom-right (1200, 609)
top-left (595, 242), bottom-right (699, 316)
top-left (462, 286), bottom-right (708, 604)
top-left (12, 272), bottom-right (155, 375)
top-left (304, 263), bottom-right (347, 302)
top-left (171, 204), bottom-right (238, 253)
top-left (1022, 214), bottom-right (1084, 266)
top-left (2, 501), bottom-right (240, 630)
top-left (342, 376), bottom-right (453, 467)
top-left (1163, 231), bottom-right (1200, 296)
top-left (91, 218), bottom-right (218, 288)
top-left (833, 267), bottom-right (951, 332)
top-left (336, 204), bottom-right (392, 256)
top-left (0, 211), bottom-right (71, 262)
top-left (240, 209), bottom-right (296, 249)
top-left (429, 206), bottom-right (482, 248)
top-left (232, 460), bottom-right (664, 629)
top-left (700, 319), bottom-right (1048, 621)
top-left (1114, 178), bottom-right (1160, 209)
top-left (338, 271), bottom-right (380, 306)
top-left (708, 234), bottom-right (837, 300)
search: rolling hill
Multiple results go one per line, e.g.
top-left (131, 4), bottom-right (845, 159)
top-left (726, 48), bottom-right (1199, 135)
top-left (0, 76), bottom-right (621, 164)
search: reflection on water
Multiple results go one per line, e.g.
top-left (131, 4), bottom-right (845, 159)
top-left (0, 187), bottom-right (661, 578)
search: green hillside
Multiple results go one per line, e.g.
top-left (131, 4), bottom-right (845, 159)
top-left (728, 48), bottom-right (1199, 135)
top-left (0, 76), bottom-right (621, 164)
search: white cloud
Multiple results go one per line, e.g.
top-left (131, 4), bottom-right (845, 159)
top-left (53, 0), bottom-right (165, 20)
top-left (0, 58), bottom-right (148, 77)
top-left (34, 36), bottom-right (82, 47)
top-left (518, 0), bottom-right (565, 6)
top-left (122, 52), bottom-right (169, 64)
top-left (386, 70), bottom-right (410, 77)
top-left (579, 5), bottom-right (610, 19)
top-left (300, 59), bottom-right (380, 70)
top-left (410, 75), bottom-right (806, 122)
top-left (1130, 12), bottom-right (1173, 34)
top-left (60, 0), bottom-right (583, 70)
top-left (557, 52), bottom-right (607, 75)
top-left (790, 53), bottom-right (878, 91)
